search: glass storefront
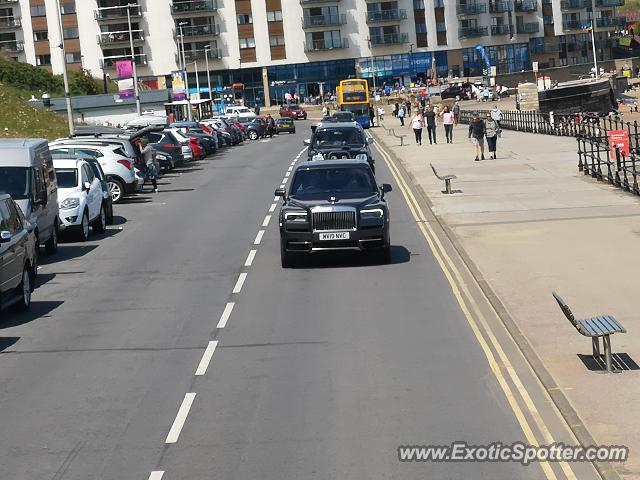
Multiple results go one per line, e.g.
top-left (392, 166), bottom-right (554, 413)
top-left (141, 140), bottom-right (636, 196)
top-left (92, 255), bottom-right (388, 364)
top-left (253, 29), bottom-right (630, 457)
top-left (357, 51), bottom-right (448, 86)
top-left (462, 43), bottom-right (530, 76)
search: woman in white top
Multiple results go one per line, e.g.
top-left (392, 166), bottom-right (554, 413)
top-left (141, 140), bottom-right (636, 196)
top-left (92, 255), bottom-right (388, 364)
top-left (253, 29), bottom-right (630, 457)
top-left (440, 105), bottom-right (455, 144)
top-left (409, 111), bottom-right (424, 145)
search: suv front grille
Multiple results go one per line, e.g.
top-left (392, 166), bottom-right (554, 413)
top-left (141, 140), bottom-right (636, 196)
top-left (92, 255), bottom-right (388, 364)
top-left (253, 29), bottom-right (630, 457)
top-left (312, 210), bottom-right (356, 231)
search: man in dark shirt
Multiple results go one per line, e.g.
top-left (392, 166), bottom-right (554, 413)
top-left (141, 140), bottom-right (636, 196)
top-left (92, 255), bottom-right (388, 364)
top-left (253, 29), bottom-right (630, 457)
top-left (468, 112), bottom-right (486, 161)
top-left (423, 105), bottom-right (437, 144)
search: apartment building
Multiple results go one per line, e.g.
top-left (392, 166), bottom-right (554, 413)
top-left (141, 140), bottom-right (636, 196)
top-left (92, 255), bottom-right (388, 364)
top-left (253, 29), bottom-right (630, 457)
top-left (6, 0), bottom-right (629, 106)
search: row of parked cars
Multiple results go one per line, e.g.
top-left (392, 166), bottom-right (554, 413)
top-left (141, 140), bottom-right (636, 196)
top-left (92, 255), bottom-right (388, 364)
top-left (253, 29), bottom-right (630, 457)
top-left (0, 111), bottom-right (267, 313)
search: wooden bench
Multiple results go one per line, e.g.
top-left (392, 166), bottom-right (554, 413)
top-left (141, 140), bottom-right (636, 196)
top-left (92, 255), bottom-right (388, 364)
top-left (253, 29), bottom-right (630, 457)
top-left (430, 163), bottom-right (457, 194)
top-left (552, 292), bottom-right (627, 373)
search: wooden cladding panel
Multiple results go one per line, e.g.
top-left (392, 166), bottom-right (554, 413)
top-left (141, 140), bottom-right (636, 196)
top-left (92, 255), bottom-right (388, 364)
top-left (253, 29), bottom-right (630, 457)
top-left (270, 45), bottom-right (286, 60)
top-left (31, 17), bottom-right (47, 30)
top-left (266, 0), bottom-right (282, 10)
top-left (235, 0), bottom-right (252, 14)
top-left (268, 21), bottom-right (283, 36)
top-left (237, 23), bottom-right (254, 37)
top-left (240, 47), bottom-right (256, 62)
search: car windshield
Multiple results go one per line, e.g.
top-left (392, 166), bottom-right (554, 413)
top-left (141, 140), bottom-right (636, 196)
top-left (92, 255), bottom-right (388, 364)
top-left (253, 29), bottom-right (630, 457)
top-left (0, 167), bottom-right (32, 200)
top-left (314, 128), bottom-right (365, 147)
top-left (289, 105), bottom-right (301, 111)
top-left (290, 167), bottom-right (376, 200)
top-left (55, 168), bottom-right (79, 188)
top-left (236, 107), bottom-right (251, 113)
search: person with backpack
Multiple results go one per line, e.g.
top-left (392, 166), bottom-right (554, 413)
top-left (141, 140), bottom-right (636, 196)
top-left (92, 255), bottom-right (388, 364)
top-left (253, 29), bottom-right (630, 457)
top-left (468, 112), bottom-right (486, 161)
top-left (140, 138), bottom-right (159, 193)
top-left (398, 105), bottom-right (406, 126)
top-left (485, 112), bottom-right (500, 159)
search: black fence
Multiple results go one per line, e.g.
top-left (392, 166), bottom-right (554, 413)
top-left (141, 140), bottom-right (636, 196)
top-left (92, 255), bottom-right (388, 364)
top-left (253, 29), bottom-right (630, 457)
top-left (458, 109), bottom-right (640, 155)
top-left (578, 137), bottom-right (640, 196)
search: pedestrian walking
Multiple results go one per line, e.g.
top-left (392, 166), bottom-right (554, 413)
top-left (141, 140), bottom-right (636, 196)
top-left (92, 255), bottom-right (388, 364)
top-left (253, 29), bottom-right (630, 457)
top-left (140, 138), bottom-right (159, 192)
top-left (266, 114), bottom-right (275, 138)
top-left (254, 104), bottom-right (261, 115)
top-left (452, 101), bottom-right (460, 126)
top-left (394, 102), bottom-right (399, 118)
top-left (468, 113), bottom-right (486, 161)
top-left (410, 111), bottom-right (423, 145)
top-left (322, 105), bottom-right (329, 117)
top-left (398, 105), bottom-right (406, 126)
top-left (378, 106), bottom-right (385, 121)
top-left (490, 104), bottom-right (503, 130)
top-left (369, 106), bottom-right (375, 127)
top-left (440, 105), bottom-right (455, 143)
top-left (423, 104), bottom-right (437, 144)
top-left (405, 100), bottom-right (411, 116)
top-left (485, 113), bottom-right (500, 159)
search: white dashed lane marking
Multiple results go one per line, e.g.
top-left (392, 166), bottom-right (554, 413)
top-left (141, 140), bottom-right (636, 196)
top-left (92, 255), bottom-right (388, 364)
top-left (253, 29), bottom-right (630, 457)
top-left (148, 472), bottom-right (164, 480)
top-left (195, 341), bottom-right (219, 376)
top-left (232, 273), bottom-right (248, 294)
top-left (217, 302), bottom-right (235, 329)
top-left (269, 203), bottom-right (277, 213)
top-left (262, 215), bottom-right (272, 227)
top-left (165, 393), bottom-right (197, 444)
top-left (254, 230), bottom-right (265, 245)
top-left (245, 249), bottom-right (257, 267)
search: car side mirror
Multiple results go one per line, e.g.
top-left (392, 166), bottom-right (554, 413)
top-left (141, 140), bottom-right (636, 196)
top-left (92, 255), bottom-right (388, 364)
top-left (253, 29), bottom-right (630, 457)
top-left (381, 183), bottom-right (392, 194)
top-left (303, 139), bottom-right (311, 146)
top-left (366, 137), bottom-right (375, 145)
top-left (274, 187), bottom-right (286, 198)
top-left (0, 230), bottom-right (11, 243)
top-left (84, 181), bottom-right (92, 191)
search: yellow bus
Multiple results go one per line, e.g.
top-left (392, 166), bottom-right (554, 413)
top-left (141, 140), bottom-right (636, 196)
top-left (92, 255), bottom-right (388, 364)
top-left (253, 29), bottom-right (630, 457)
top-left (337, 78), bottom-right (370, 128)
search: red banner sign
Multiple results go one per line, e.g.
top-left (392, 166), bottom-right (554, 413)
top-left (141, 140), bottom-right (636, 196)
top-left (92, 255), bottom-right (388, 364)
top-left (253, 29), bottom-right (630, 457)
top-left (609, 130), bottom-right (630, 161)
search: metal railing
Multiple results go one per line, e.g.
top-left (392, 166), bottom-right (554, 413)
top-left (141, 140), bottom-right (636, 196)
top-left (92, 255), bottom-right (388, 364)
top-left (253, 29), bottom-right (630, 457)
top-left (305, 38), bottom-right (348, 51)
top-left (0, 16), bottom-right (19, 28)
top-left (366, 9), bottom-right (408, 23)
top-left (489, 0), bottom-right (512, 12)
top-left (458, 26), bottom-right (489, 37)
top-left (578, 138), bottom-right (640, 197)
top-left (517, 21), bottom-right (540, 33)
top-left (560, 0), bottom-right (591, 8)
top-left (302, 13), bottom-right (347, 27)
top-left (171, 0), bottom-right (218, 13)
top-left (369, 33), bottom-right (409, 44)
top-left (595, 0), bottom-right (625, 6)
top-left (95, 5), bottom-right (142, 20)
top-left (491, 24), bottom-right (510, 35)
top-left (514, 0), bottom-right (538, 11)
top-left (176, 23), bottom-right (219, 37)
top-left (457, 2), bottom-right (487, 14)
top-left (98, 30), bottom-right (144, 45)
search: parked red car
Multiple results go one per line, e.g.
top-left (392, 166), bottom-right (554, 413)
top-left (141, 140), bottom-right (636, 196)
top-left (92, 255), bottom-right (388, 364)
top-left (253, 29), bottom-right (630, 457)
top-left (279, 104), bottom-right (307, 120)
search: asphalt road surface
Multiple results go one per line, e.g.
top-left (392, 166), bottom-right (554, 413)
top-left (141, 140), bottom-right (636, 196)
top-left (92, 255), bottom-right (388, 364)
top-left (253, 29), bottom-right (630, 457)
top-left (0, 124), bottom-right (600, 480)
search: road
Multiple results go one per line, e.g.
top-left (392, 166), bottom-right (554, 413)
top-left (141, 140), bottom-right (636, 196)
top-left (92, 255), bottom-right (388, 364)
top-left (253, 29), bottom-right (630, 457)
top-left (0, 124), bottom-right (601, 480)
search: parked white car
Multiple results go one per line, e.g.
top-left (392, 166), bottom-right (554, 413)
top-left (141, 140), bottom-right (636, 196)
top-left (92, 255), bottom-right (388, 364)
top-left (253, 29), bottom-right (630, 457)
top-left (49, 142), bottom-right (140, 203)
top-left (223, 105), bottom-right (255, 119)
top-left (53, 158), bottom-right (106, 241)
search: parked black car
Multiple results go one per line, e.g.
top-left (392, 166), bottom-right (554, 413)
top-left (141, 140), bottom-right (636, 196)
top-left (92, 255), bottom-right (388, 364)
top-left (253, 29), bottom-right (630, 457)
top-left (0, 193), bottom-right (37, 311)
top-left (169, 122), bottom-right (218, 154)
top-left (276, 159), bottom-right (391, 268)
top-left (305, 121), bottom-right (376, 173)
top-left (238, 117), bottom-right (267, 140)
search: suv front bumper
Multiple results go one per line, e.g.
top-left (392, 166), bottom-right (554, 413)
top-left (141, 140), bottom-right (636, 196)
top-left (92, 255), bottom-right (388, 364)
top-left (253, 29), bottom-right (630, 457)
top-left (280, 226), bottom-right (388, 253)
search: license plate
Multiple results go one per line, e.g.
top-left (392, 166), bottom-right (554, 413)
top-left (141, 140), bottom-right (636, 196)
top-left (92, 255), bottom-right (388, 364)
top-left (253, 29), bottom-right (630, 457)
top-left (319, 232), bottom-right (350, 241)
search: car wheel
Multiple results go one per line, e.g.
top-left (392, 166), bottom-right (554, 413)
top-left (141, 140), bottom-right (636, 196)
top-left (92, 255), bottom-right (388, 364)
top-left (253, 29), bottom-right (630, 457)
top-left (12, 267), bottom-right (31, 312)
top-left (78, 210), bottom-right (90, 242)
top-left (248, 130), bottom-right (258, 140)
top-left (44, 223), bottom-right (58, 255)
top-left (92, 206), bottom-right (106, 234)
top-left (280, 241), bottom-right (295, 268)
top-left (108, 178), bottom-right (124, 203)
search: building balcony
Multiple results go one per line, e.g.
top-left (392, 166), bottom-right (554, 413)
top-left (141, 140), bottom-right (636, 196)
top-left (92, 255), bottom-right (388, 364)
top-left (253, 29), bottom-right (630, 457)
top-left (491, 24), bottom-right (510, 35)
top-left (171, 0), bottom-right (218, 15)
top-left (305, 38), bottom-right (348, 51)
top-left (95, 5), bottom-right (142, 22)
top-left (302, 13), bottom-right (347, 27)
top-left (366, 9), bottom-right (408, 23)
top-left (514, 0), bottom-right (537, 11)
top-left (181, 48), bottom-right (222, 62)
top-left (99, 53), bottom-right (147, 69)
top-left (562, 19), bottom-right (583, 30)
top-left (457, 3), bottom-right (487, 15)
top-left (489, 1), bottom-right (512, 12)
top-left (517, 21), bottom-right (540, 33)
top-left (560, 0), bottom-right (591, 9)
top-left (176, 23), bottom-right (219, 38)
top-left (0, 40), bottom-right (23, 53)
top-left (0, 0), bottom-right (19, 4)
top-left (596, 16), bottom-right (627, 27)
top-left (596, 0), bottom-right (624, 6)
top-left (300, 0), bottom-right (340, 3)
top-left (98, 30), bottom-right (145, 46)
top-left (0, 16), bottom-right (20, 29)
top-left (369, 32), bottom-right (409, 45)
top-left (530, 42), bottom-right (560, 53)
top-left (459, 26), bottom-right (489, 37)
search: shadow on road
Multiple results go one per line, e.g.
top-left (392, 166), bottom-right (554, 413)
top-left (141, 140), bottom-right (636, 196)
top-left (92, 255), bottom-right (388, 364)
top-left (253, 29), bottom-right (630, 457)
top-left (0, 300), bottom-right (64, 328)
top-left (34, 272), bottom-right (56, 289)
top-left (118, 196), bottom-right (153, 204)
top-left (293, 245), bottom-right (411, 269)
top-left (157, 188), bottom-right (195, 193)
top-left (111, 215), bottom-right (127, 226)
top-left (0, 337), bottom-right (19, 352)
top-left (40, 244), bottom-right (98, 265)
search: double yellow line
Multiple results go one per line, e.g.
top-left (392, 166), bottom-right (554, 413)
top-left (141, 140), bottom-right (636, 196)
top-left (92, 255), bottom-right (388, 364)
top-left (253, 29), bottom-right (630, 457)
top-left (373, 138), bottom-right (578, 480)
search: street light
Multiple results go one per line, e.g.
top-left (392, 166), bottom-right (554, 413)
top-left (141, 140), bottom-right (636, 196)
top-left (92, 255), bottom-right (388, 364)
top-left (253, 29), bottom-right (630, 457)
top-left (53, 0), bottom-right (73, 134)
top-left (408, 43), bottom-right (415, 85)
top-left (367, 36), bottom-right (378, 126)
top-left (126, 3), bottom-right (141, 116)
top-left (204, 45), bottom-right (213, 101)
top-left (177, 21), bottom-right (193, 120)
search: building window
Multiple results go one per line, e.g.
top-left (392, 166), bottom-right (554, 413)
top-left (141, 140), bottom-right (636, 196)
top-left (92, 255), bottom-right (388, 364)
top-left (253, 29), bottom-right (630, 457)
top-left (34, 30), bottom-right (48, 41)
top-left (413, 0), bottom-right (425, 8)
top-left (415, 22), bottom-right (427, 33)
top-left (60, 3), bottom-right (76, 14)
top-left (239, 37), bottom-right (255, 48)
top-left (266, 10), bottom-right (283, 22)
top-left (30, 5), bottom-right (46, 17)
top-left (269, 35), bottom-right (285, 46)
top-left (63, 27), bottom-right (79, 39)
top-left (36, 54), bottom-right (51, 66)
top-left (237, 14), bottom-right (253, 25)
top-left (65, 52), bottom-right (81, 63)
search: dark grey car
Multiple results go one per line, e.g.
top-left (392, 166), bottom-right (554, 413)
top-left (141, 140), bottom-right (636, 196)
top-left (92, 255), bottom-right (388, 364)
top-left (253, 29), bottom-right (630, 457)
top-left (276, 160), bottom-right (391, 268)
top-left (304, 121), bottom-right (376, 173)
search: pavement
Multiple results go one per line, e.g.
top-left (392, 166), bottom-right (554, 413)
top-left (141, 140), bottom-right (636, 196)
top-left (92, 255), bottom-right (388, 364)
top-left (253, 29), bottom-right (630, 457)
top-left (0, 123), bottom-right (609, 479)
top-left (371, 119), bottom-right (640, 479)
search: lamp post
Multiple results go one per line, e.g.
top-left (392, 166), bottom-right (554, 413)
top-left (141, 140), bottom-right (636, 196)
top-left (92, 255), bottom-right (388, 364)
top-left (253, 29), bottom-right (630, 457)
top-left (409, 43), bottom-right (415, 86)
top-left (193, 60), bottom-right (200, 100)
top-left (367, 36), bottom-right (378, 126)
top-left (204, 45), bottom-right (213, 101)
top-left (53, 0), bottom-right (74, 134)
top-left (178, 21), bottom-right (192, 120)
top-left (126, 3), bottom-right (141, 116)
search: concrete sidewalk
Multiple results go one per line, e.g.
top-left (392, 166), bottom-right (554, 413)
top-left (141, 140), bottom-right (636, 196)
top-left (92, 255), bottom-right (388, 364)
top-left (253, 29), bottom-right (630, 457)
top-left (373, 121), bottom-right (640, 479)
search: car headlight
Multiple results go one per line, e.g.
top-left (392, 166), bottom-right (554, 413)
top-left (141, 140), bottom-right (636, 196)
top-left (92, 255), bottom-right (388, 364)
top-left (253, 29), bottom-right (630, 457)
top-left (60, 197), bottom-right (80, 209)
top-left (284, 211), bottom-right (308, 222)
top-left (360, 208), bottom-right (384, 219)
top-left (355, 153), bottom-right (368, 161)
top-left (156, 153), bottom-right (168, 160)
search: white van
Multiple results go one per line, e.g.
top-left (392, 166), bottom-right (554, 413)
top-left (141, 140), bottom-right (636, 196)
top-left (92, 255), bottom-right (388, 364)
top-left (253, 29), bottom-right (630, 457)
top-left (0, 139), bottom-right (60, 254)
top-left (223, 105), bottom-right (255, 119)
